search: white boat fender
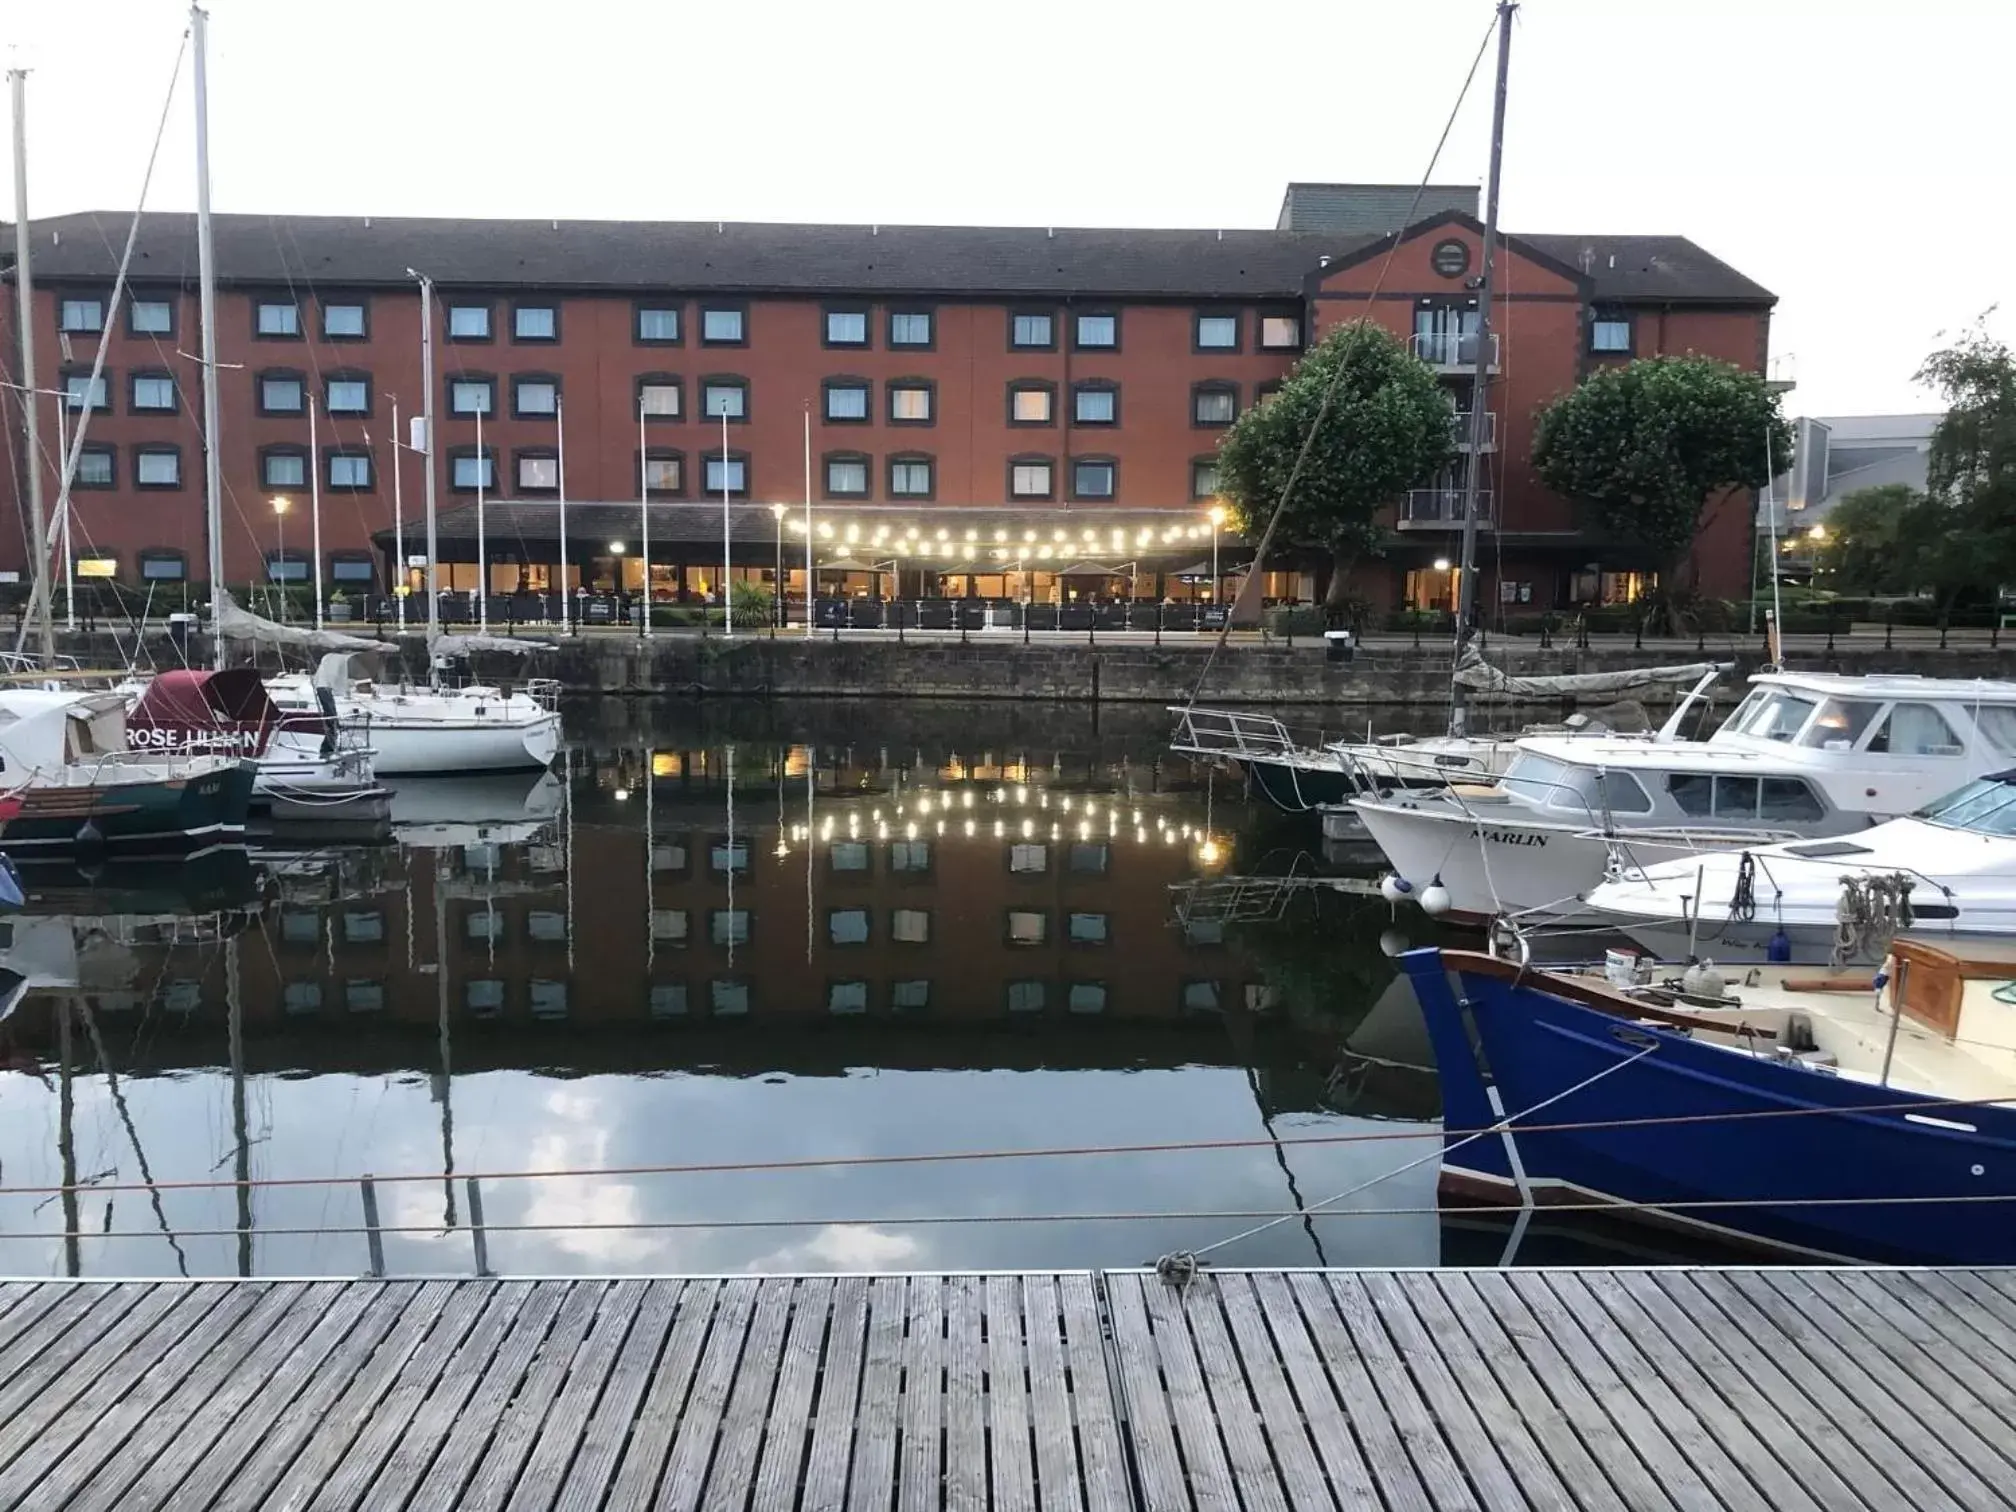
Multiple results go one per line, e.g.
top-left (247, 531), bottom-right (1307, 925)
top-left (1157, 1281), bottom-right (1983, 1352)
top-left (1379, 929), bottom-right (1411, 958)
top-left (1419, 876), bottom-right (1452, 917)
top-left (1378, 874), bottom-right (1414, 906)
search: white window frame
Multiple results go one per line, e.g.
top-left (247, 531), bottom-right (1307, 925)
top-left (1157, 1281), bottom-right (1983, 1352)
top-left (447, 305), bottom-right (492, 340)
top-left (450, 379), bottom-right (494, 416)
top-left (256, 301), bottom-right (300, 337)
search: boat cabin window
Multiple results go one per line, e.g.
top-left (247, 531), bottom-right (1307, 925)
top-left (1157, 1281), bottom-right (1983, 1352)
top-left (1667, 773), bottom-right (1822, 821)
top-left (1498, 753), bottom-right (1572, 806)
top-left (1797, 698), bottom-right (1884, 750)
top-left (1973, 705), bottom-right (2016, 754)
top-left (1919, 776), bottom-right (2016, 835)
top-left (1541, 766), bottom-right (1653, 816)
top-left (1725, 689), bottom-right (1821, 742)
top-left (1866, 702), bottom-right (1965, 757)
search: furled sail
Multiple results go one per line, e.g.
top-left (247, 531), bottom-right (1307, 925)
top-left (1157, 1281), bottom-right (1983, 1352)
top-left (1450, 646), bottom-right (1724, 698)
top-left (431, 634), bottom-right (557, 658)
top-left (213, 590), bottom-right (387, 654)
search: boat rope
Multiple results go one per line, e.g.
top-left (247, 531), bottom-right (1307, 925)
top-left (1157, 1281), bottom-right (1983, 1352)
top-left (1730, 850), bottom-right (1758, 922)
top-left (1833, 871), bottom-right (1917, 969)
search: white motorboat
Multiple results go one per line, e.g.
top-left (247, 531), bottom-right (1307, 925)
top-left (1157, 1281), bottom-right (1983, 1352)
top-left (268, 656), bottom-right (562, 776)
top-left (1358, 670), bottom-right (2016, 922)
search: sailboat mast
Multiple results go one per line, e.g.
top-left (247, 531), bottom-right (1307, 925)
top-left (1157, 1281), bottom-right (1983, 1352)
top-left (1450, 0), bottom-right (1515, 738)
top-left (191, 4), bottom-right (228, 672)
top-left (9, 67), bottom-right (55, 666)
top-left (418, 274), bottom-right (440, 640)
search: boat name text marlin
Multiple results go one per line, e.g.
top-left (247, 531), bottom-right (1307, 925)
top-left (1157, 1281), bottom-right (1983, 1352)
top-left (1482, 828), bottom-right (1548, 848)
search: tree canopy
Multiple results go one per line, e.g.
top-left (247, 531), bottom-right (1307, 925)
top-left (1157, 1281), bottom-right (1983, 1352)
top-left (1531, 355), bottom-right (1792, 589)
top-left (1813, 483), bottom-right (1921, 595)
top-left (1214, 321), bottom-right (1456, 606)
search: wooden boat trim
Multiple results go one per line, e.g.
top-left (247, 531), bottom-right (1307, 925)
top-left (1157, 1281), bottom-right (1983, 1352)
top-left (1442, 949), bottom-right (1782, 1040)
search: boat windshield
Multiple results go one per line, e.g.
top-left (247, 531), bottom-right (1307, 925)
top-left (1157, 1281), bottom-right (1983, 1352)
top-left (1497, 753), bottom-right (1652, 815)
top-left (1796, 698), bottom-right (1885, 749)
top-left (1718, 689), bottom-right (1821, 742)
top-left (1498, 752), bottom-right (1573, 806)
top-left (1918, 777), bottom-right (2016, 836)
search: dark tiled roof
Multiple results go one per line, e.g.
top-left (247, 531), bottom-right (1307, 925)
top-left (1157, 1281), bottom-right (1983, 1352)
top-left (20, 213), bottom-right (1359, 300)
top-left (1520, 233), bottom-right (1774, 304)
top-left (1276, 183), bottom-right (1479, 234)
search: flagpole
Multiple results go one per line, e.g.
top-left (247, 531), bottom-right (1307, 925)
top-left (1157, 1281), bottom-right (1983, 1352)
top-left (475, 405), bottom-right (488, 634)
top-left (803, 404), bottom-right (813, 639)
top-left (639, 394), bottom-right (652, 640)
top-left (721, 408), bottom-right (733, 638)
top-left (556, 394), bottom-right (570, 634)
top-left (309, 398), bottom-right (324, 631)
top-left (390, 396), bottom-right (406, 629)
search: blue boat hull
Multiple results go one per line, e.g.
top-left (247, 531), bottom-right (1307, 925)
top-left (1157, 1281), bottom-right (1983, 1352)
top-left (1401, 947), bottom-right (2016, 1264)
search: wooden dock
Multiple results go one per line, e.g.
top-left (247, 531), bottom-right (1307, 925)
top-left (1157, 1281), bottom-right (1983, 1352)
top-left (2, 1268), bottom-right (2015, 1510)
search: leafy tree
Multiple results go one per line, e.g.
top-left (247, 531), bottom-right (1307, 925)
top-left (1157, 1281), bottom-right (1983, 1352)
top-left (1214, 321), bottom-right (1455, 609)
top-left (1911, 322), bottom-right (2016, 618)
top-left (1814, 483), bottom-right (1922, 596)
top-left (1531, 356), bottom-right (1793, 610)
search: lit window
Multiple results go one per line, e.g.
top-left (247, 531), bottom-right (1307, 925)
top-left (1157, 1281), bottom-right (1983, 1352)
top-left (1011, 312), bottom-right (1053, 348)
top-left (637, 307), bottom-right (681, 343)
top-left (1073, 460), bottom-right (1116, 499)
top-left (1074, 386), bottom-right (1116, 425)
top-left (1010, 386), bottom-right (1053, 424)
top-left (63, 373), bottom-right (109, 412)
top-left (1191, 460), bottom-right (1220, 499)
top-left (135, 448), bottom-right (181, 487)
top-left (650, 984), bottom-right (689, 1019)
top-left (826, 458), bottom-right (868, 497)
top-left (452, 453), bottom-right (495, 490)
top-left (514, 379), bottom-right (558, 417)
top-left (892, 908), bottom-right (931, 943)
top-left (447, 305), bottom-right (491, 340)
top-left (825, 309), bottom-right (868, 346)
top-left (76, 556), bottom-right (118, 578)
top-left (323, 303), bottom-right (366, 338)
top-left (703, 381), bottom-right (747, 420)
top-left (705, 456), bottom-right (747, 495)
top-left (1007, 911), bottom-right (1047, 944)
top-left (1068, 982), bottom-right (1108, 1014)
top-left (1591, 315), bottom-right (1632, 353)
top-left (1195, 314), bottom-right (1238, 349)
top-left (828, 907), bottom-right (870, 945)
top-left (260, 375), bottom-right (304, 414)
top-left (59, 297), bottom-right (105, 333)
top-left (1010, 842), bottom-right (1047, 874)
top-left (1193, 387), bottom-right (1237, 426)
top-left (1075, 312), bottom-right (1117, 348)
top-left (450, 379), bottom-right (494, 416)
top-left (256, 301), bottom-right (300, 337)
top-left (1007, 980), bottom-right (1046, 1013)
top-left (889, 385), bottom-right (932, 423)
top-left (1260, 314), bottom-right (1301, 350)
top-left (263, 451), bottom-right (307, 489)
top-left (129, 300), bottom-right (173, 335)
top-left (514, 305), bottom-right (557, 341)
top-left (825, 382), bottom-right (869, 421)
top-left (889, 458), bottom-right (933, 497)
top-left (701, 307), bottom-right (745, 344)
top-left (130, 373), bottom-right (176, 412)
top-left (711, 909), bottom-right (751, 947)
top-left (1011, 462), bottom-right (1052, 498)
top-left (889, 310), bottom-right (933, 347)
top-left (642, 455), bottom-right (681, 492)
top-left (326, 378), bottom-right (369, 415)
top-left (518, 455), bottom-right (559, 490)
top-left (77, 448), bottom-right (115, 488)
top-left (639, 381), bottom-right (681, 418)
top-left (328, 453), bottom-right (372, 489)
top-left (828, 981), bottom-right (870, 1015)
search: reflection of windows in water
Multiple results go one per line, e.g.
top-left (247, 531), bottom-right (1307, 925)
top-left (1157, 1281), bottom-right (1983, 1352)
top-left (829, 908), bottom-right (871, 945)
top-left (462, 842), bottom-right (501, 873)
top-left (711, 910), bottom-right (751, 947)
top-left (465, 909), bottom-right (504, 941)
top-left (1181, 979), bottom-right (1222, 1012)
top-left (1067, 981), bottom-right (1107, 1014)
top-left (1183, 919), bottom-right (1225, 947)
top-left (889, 840), bottom-right (931, 873)
top-left (891, 908), bottom-right (930, 943)
top-left (651, 841), bottom-right (689, 873)
top-left (466, 979), bottom-right (505, 1017)
top-left (710, 840), bottom-right (751, 875)
top-left (710, 979), bottom-right (751, 1016)
top-left (1068, 842), bottom-right (1109, 875)
top-left (1243, 983), bottom-right (1277, 1013)
top-left (283, 981), bottom-right (322, 1015)
top-left (1007, 910), bottom-right (1047, 945)
top-left (527, 910), bottom-right (567, 943)
top-left (0, 922), bottom-right (11, 950)
top-left (830, 841), bottom-right (870, 872)
top-left (1006, 979), bottom-right (1047, 1013)
top-left (649, 983), bottom-right (689, 1018)
top-left (1067, 912), bottom-right (1109, 944)
top-left (828, 980), bottom-right (870, 1015)
top-left (1009, 843), bottom-right (1048, 874)
top-left (529, 979), bottom-right (568, 1019)
top-left (344, 980), bottom-right (386, 1014)
top-left (530, 844), bottom-right (565, 873)
top-left (892, 979), bottom-right (931, 1012)
top-left (651, 909), bottom-right (689, 944)
top-left (342, 910), bottom-right (384, 944)
top-left (160, 979), bottom-right (202, 1014)
top-left (281, 909), bottom-right (321, 945)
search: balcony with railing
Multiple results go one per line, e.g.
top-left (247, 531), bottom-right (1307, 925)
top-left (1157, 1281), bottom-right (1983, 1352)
top-left (1452, 410), bottom-right (1498, 450)
top-left (1410, 330), bottom-right (1500, 371)
top-left (1399, 488), bottom-right (1494, 530)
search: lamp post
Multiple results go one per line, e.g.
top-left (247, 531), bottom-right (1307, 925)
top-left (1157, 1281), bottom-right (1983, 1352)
top-left (271, 495), bottom-right (291, 622)
top-left (770, 502), bottom-right (787, 629)
top-left (609, 540), bottom-right (627, 631)
top-left (1207, 503), bottom-right (1226, 610)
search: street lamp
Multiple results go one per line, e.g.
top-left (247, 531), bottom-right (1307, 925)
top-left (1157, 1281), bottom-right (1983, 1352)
top-left (1207, 504), bottom-right (1226, 609)
top-left (770, 502), bottom-right (788, 628)
top-left (271, 495), bottom-right (291, 622)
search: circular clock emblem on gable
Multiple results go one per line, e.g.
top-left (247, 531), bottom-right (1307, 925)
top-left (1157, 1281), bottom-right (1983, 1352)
top-left (1430, 239), bottom-right (1472, 279)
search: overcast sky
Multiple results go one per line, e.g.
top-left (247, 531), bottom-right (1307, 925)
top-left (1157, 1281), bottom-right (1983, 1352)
top-left (6, 0), bottom-right (2008, 417)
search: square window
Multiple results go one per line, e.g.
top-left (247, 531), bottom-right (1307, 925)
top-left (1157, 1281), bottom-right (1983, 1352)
top-left (1591, 317), bottom-right (1632, 353)
top-left (64, 374), bottom-right (109, 412)
top-left (269, 555), bottom-right (308, 583)
top-left (1006, 979), bottom-right (1046, 1013)
top-left (1194, 389), bottom-right (1237, 425)
top-left (652, 840), bottom-right (689, 873)
top-left (1068, 982), bottom-right (1108, 1014)
top-left (328, 454), bottom-right (372, 489)
top-left (825, 384), bottom-right (869, 421)
top-left (1068, 912), bottom-right (1109, 944)
top-left (1068, 842), bottom-right (1109, 875)
top-left (452, 454), bottom-right (495, 490)
top-left (827, 458), bottom-right (868, 496)
top-left (650, 983), bottom-right (690, 1019)
top-left (451, 379), bottom-right (494, 416)
top-left (130, 300), bottom-right (174, 335)
top-left (1011, 312), bottom-right (1053, 349)
top-left (1182, 979), bottom-right (1223, 1012)
top-left (514, 305), bottom-right (557, 341)
top-left (330, 558), bottom-right (373, 583)
top-left (651, 908), bottom-right (690, 944)
top-left (323, 303), bottom-right (366, 338)
top-left (891, 908), bottom-right (930, 943)
top-left (710, 979), bottom-right (751, 1016)
top-left (830, 841), bottom-right (870, 872)
top-left (711, 839), bottom-right (751, 875)
top-left (283, 981), bottom-right (323, 1015)
top-left (1007, 909), bottom-right (1047, 945)
top-left (464, 843), bottom-right (501, 873)
top-left (889, 386), bottom-right (932, 423)
top-left (1191, 460), bottom-right (1220, 500)
top-left (140, 554), bottom-right (184, 582)
top-left (703, 383), bottom-right (746, 420)
top-left (1073, 461), bottom-right (1115, 499)
top-left (1195, 314), bottom-right (1239, 349)
top-left (701, 308), bottom-right (745, 344)
top-left (528, 910), bottom-right (566, 942)
top-left (326, 379), bottom-right (369, 414)
top-left (515, 380), bottom-right (558, 416)
top-left (466, 980), bottom-right (505, 1017)
top-left (889, 459), bottom-right (932, 497)
top-left (448, 305), bottom-right (491, 340)
top-left (281, 909), bottom-right (321, 945)
top-left (135, 449), bottom-right (181, 487)
top-left (827, 980), bottom-right (870, 1015)
top-left (892, 979), bottom-right (931, 1012)
top-left (705, 457), bottom-right (747, 494)
top-left (342, 910), bottom-right (385, 944)
top-left (1260, 314), bottom-right (1301, 350)
top-left (643, 456), bottom-right (682, 492)
top-left (889, 840), bottom-right (930, 872)
top-left (1184, 918), bottom-right (1225, 946)
top-left (637, 307), bottom-right (681, 343)
top-left (131, 374), bottom-right (176, 411)
top-left (889, 311), bottom-right (933, 347)
top-left (256, 301), bottom-right (300, 337)
top-left (1009, 843), bottom-right (1047, 874)
top-left (1075, 313), bottom-right (1117, 349)
top-left (261, 376), bottom-right (304, 413)
top-left (639, 382), bottom-right (682, 418)
top-left (60, 298), bottom-right (105, 333)
top-left (345, 980), bottom-right (386, 1014)
top-left (1010, 388), bottom-right (1053, 424)
top-left (261, 453), bottom-right (305, 492)
top-left (1011, 462), bottom-right (1052, 497)
top-left (711, 909), bottom-right (751, 947)
top-left (529, 980), bottom-right (568, 1020)
top-left (519, 455), bottom-right (559, 490)
top-left (826, 310), bottom-right (868, 346)
top-left (465, 908), bottom-right (504, 941)
top-left (77, 447), bottom-right (116, 488)
top-left (1074, 387), bottom-right (1115, 425)
top-left (828, 907), bottom-right (871, 945)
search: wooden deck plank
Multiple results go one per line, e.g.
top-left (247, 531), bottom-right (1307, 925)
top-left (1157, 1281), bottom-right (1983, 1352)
top-left (1240, 1273), bottom-right (1391, 1512)
top-left (1057, 1272), bottom-right (1131, 1512)
top-left (1140, 1273), bottom-right (1244, 1512)
top-left (698, 1275), bottom-right (795, 1512)
top-left (1821, 1273), bottom-right (2016, 1437)
top-left (943, 1275), bottom-right (989, 1512)
top-left (986, 1275), bottom-right (1038, 1512)
top-left (0, 1282), bottom-right (162, 1476)
top-left (1102, 1274), bottom-right (1191, 1512)
top-left (751, 1276), bottom-right (834, 1512)
top-left (844, 1277), bottom-right (908, 1512)
top-left (602, 1280), bottom-right (728, 1512)
top-left (552, 1279), bottom-right (684, 1512)
top-left (0, 1280), bottom-right (76, 1360)
top-left (1022, 1275), bottom-right (1086, 1512)
top-left (1920, 1271), bottom-right (2016, 1340)
top-left (800, 1275), bottom-right (869, 1512)
top-left (1183, 1278), bottom-right (1293, 1512)
top-left (895, 1275), bottom-right (945, 1512)
top-left (505, 1278), bottom-right (656, 1512)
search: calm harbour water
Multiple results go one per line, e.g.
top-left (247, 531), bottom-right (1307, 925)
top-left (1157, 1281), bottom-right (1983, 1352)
top-left (0, 697), bottom-right (1711, 1278)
